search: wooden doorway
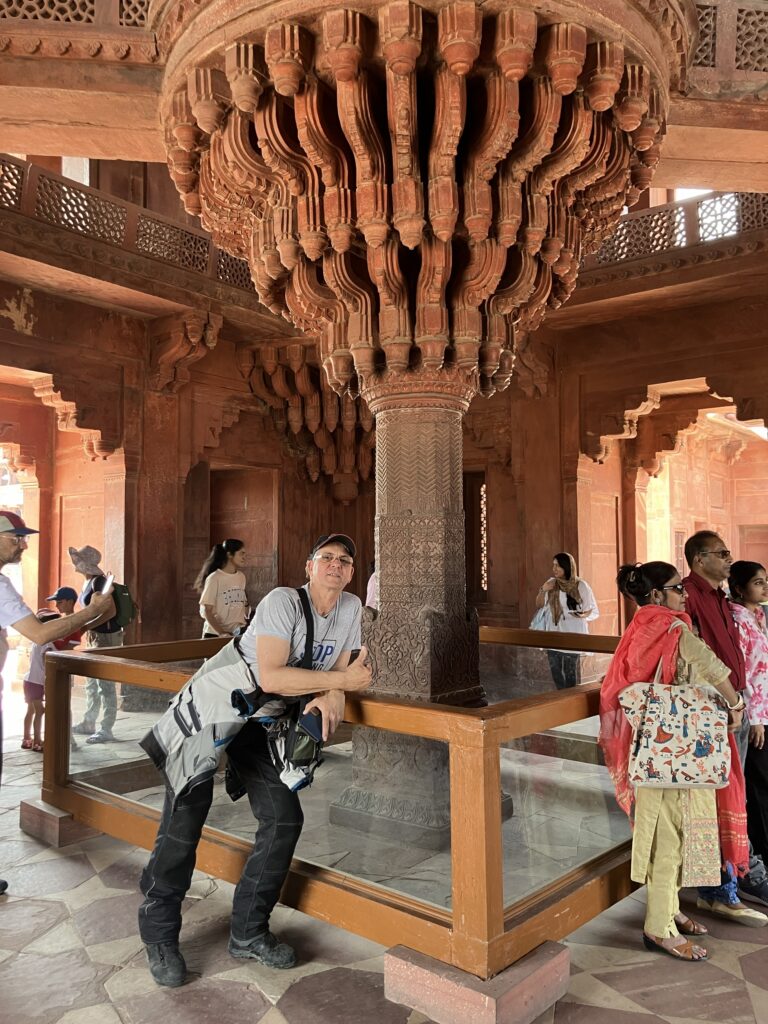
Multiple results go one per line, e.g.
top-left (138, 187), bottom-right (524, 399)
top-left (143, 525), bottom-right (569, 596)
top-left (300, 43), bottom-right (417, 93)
top-left (210, 468), bottom-right (279, 608)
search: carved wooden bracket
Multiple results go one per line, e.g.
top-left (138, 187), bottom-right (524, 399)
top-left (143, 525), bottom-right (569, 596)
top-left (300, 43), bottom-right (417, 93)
top-left (148, 311), bottom-right (223, 394)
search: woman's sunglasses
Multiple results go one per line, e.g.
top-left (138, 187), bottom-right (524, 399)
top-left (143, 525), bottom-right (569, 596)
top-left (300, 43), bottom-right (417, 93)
top-left (661, 583), bottom-right (685, 595)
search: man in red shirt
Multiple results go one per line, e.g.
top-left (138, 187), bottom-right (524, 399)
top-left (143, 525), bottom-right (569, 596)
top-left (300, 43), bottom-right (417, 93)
top-left (684, 530), bottom-right (768, 923)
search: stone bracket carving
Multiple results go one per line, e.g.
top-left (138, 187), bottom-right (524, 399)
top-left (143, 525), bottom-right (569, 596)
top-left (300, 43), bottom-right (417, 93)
top-left (148, 311), bottom-right (223, 394)
top-left (32, 372), bottom-right (121, 459)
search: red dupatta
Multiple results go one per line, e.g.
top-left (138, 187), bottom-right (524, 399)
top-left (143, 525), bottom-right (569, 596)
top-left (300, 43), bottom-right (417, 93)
top-left (598, 603), bottom-right (748, 876)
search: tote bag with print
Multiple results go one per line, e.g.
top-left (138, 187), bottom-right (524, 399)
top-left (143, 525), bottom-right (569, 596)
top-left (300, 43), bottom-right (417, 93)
top-left (619, 656), bottom-right (730, 789)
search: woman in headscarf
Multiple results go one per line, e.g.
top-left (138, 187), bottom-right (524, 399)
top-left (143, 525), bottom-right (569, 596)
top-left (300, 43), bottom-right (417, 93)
top-left (599, 560), bottom-right (749, 962)
top-left (534, 552), bottom-right (598, 688)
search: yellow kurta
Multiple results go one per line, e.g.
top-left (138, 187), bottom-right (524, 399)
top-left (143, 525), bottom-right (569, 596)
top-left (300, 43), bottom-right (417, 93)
top-left (628, 622), bottom-right (729, 936)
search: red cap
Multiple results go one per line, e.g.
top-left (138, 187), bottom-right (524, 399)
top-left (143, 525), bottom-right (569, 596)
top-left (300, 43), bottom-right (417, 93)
top-left (0, 511), bottom-right (38, 536)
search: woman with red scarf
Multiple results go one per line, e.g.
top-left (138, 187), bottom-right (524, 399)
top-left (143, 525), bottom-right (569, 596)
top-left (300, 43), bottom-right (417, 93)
top-left (600, 561), bottom-right (749, 962)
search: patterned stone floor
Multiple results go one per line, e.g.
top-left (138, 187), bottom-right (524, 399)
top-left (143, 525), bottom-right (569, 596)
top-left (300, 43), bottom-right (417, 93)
top-left (2, 726), bottom-right (768, 1021)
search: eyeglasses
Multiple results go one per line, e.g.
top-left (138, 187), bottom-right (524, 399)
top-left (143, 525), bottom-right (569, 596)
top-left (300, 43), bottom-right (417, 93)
top-left (313, 553), bottom-right (354, 568)
top-left (700, 549), bottom-right (731, 559)
top-left (661, 583), bottom-right (685, 595)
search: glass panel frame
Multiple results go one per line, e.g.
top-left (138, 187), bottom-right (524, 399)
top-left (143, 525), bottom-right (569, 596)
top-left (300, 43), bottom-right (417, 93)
top-left (40, 630), bottom-right (628, 981)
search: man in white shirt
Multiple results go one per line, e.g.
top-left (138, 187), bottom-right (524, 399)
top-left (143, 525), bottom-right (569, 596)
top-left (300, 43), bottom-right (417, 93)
top-left (0, 511), bottom-right (114, 895)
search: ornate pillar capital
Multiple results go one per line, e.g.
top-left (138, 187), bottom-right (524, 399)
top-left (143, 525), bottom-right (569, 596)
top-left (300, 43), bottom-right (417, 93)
top-left (361, 366), bottom-right (477, 417)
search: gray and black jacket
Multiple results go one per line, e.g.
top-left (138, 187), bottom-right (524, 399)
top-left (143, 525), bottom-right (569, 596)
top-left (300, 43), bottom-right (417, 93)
top-left (139, 639), bottom-right (289, 805)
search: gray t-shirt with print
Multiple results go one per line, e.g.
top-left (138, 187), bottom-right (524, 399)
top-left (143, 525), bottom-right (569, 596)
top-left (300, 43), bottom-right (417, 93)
top-left (238, 584), bottom-right (361, 686)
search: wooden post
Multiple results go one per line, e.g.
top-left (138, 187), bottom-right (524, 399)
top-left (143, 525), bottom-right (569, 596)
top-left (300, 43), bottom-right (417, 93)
top-left (449, 717), bottom-right (504, 978)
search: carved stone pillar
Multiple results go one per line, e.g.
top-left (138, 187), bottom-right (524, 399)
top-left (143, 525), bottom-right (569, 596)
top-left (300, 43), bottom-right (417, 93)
top-left (329, 373), bottom-right (513, 847)
top-left (366, 375), bottom-right (480, 705)
top-left (157, 0), bottom-right (697, 845)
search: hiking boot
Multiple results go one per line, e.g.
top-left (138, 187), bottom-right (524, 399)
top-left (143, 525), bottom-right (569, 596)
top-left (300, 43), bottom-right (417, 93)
top-left (72, 722), bottom-right (95, 736)
top-left (228, 931), bottom-right (296, 968)
top-left (145, 941), bottom-right (186, 987)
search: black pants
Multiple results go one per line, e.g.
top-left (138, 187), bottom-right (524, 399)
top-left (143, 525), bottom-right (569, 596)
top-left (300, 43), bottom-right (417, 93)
top-left (747, 739), bottom-right (768, 869)
top-left (546, 650), bottom-right (580, 690)
top-left (138, 721), bottom-right (303, 945)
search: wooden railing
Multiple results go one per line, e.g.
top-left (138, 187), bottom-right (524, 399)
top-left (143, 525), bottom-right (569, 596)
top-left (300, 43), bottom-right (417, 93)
top-left (0, 153), bottom-right (254, 291)
top-left (42, 631), bottom-right (624, 981)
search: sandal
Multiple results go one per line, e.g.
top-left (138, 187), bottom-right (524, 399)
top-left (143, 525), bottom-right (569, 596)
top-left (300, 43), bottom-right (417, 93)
top-left (31, 742), bottom-right (43, 753)
top-left (20, 738), bottom-right (33, 750)
top-left (675, 913), bottom-right (708, 936)
top-left (643, 933), bottom-right (707, 961)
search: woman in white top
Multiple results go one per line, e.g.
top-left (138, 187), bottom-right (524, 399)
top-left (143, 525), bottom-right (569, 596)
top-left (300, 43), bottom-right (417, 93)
top-left (534, 551), bottom-right (599, 689)
top-left (195, 539), bottom-right (249, 638)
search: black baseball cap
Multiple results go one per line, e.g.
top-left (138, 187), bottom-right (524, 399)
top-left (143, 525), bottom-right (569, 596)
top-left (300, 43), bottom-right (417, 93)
top-left (311, 534), bottom-right (356, 558)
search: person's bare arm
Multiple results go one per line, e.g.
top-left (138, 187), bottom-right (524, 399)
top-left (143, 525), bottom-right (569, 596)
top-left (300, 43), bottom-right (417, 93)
top-left (11, 593), bottom-right (115, 645)
top-left (535, 579), bottom-right (554, 609)
top-left (257, 636), bottom-right (372, 695)
top-left (201, 605), bottom-right (231, 636)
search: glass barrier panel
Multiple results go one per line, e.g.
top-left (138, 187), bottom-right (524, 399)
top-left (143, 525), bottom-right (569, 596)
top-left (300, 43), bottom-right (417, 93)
top-left (500, 711), bottom-right (629, 908)
top-left (67, 675), bottom-right (453, 913)
top-left (293, 723), bottom-right (452, 911)
top-left (481, 635), bottom-right (611, 705)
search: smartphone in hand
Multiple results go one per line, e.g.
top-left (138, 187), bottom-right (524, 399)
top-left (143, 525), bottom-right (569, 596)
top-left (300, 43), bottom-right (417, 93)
top-left (99, 573), bottom-right (115, 597)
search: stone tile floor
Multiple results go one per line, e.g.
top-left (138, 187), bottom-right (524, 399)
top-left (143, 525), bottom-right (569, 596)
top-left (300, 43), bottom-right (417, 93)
top-left (2, 722), bottom-right (768, 1021)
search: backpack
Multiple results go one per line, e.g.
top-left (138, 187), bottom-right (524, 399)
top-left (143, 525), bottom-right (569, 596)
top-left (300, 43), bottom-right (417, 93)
top-left (111, 582), bottom-right (138, 628)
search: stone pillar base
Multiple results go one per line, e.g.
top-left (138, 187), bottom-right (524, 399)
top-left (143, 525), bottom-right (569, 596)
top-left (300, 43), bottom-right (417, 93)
top-left (330, 785), bottom-right (514, 851)
top-left (20, 799), bottom-right (101, 848)
top-left (329, 730), bottom-right (513, 850)
top-left (384, 942), bottom-right (569, 1024)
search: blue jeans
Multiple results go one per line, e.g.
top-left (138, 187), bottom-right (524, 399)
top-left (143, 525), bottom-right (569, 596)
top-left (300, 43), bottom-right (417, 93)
top-left (699, 712), bottom-right (768, 903)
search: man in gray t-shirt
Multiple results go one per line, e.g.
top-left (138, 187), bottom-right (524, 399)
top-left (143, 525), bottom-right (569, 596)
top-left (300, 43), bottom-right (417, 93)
top-left (239, 584), bottom-right (361, 678)
top-left (139, 533), bottom-right (372, 988)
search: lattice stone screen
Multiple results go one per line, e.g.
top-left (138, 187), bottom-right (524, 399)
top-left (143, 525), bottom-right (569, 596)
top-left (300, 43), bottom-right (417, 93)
top-left (0, 158), bottom-right (24, 210)
top-left (736, 6), bottom-right (768, 72)
top-left (0, 0), bottom-right (95, 21)
top-left (216, 251), bottom-right (254, 291)
top-left (136, 215), bottom-right (210, 273)
top-left (34, 176), bottom-right (127, 244)
top-left (119, 0), bottom-right (147, 27)
top-left (694, 4), bottom-right (718, 66)
top-left (596, 206), bottom-right (686, 263)
top-left (698, 192), bottom-right (740, 240)
top-left (738, 191), bottom-right (768, 229)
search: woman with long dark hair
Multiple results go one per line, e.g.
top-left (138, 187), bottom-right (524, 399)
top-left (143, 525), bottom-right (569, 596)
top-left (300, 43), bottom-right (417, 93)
top-left (195, 539), bottom-right (248, 638)
top-left (600, 560), bottom-right (749, 962)
top-left (534, 552), bottom-right (598, 688)
top-left (729, 560), bottom-right (768, 867)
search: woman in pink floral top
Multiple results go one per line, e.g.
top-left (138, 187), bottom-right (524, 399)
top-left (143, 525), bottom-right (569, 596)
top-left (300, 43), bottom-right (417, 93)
top-left (729, 561), bottom-right (768, 866)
